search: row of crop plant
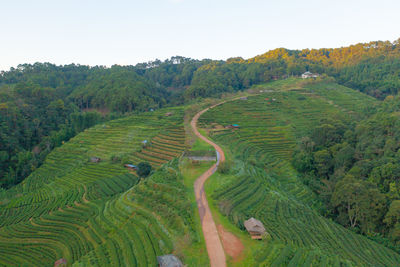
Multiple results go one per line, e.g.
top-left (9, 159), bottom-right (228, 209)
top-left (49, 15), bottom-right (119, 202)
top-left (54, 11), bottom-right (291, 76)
top-left (0, 108), bottom-right (186, 221)
top-left (0, 159), bottom-right (199, 266)
top-left (214, 169), bottom-right (400, 265)
top-left (0, 107), bottom-right (203, 266)
top-left (199, 85), bottom-right (400, 266)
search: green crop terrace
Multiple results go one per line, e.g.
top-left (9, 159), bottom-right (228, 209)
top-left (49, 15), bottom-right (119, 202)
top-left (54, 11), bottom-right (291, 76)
top-left (199, 79), bottom-right (400, 266)
top-left (0, 107), bottom-right (208, 266)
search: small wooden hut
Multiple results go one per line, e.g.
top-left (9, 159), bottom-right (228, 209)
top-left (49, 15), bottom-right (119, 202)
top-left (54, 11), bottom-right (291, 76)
top-left (244, 217), bottom-right (267, 239)
top-left (165, 112), bottom-right (173, 116)
top-left (90, 157), bottom-right (101, 163)
top-left (157, 255), bottom-right (183, 267)
top-left (124, 164), bottom-right (138, 171)
top-left (142, 140), bottom-right (149, 148)
top-left (225, 124), bottom-right (240, 129)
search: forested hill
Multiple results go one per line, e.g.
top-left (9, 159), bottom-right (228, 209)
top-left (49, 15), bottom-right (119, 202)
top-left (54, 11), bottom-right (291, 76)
top-left (2, 38), bottom-right (400, 104)
top-left (1, 38), bottom-right (400, 189)
top-left (247, 39), bottom-right (400, 98)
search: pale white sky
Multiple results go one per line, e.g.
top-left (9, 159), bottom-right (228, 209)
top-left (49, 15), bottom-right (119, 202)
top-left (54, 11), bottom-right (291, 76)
top-left (0, 0), bottom-right (399, 71)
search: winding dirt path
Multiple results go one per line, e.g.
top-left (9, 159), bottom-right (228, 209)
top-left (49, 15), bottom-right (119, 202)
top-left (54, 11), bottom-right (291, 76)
top-left (191, 102), bottom-right (228, 267)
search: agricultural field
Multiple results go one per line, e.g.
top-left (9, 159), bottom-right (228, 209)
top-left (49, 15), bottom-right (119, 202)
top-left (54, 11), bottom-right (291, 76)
top-left (0, 107), bottom-right (208, 266)
top-left (199, 79), bottom-right (400, 266)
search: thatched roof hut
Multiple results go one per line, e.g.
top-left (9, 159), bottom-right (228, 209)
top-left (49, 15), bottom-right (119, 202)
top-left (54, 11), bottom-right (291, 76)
top-left (157, 255), bottom-right (183, 267)
top-left (244, 217), bottom-right (266, 239)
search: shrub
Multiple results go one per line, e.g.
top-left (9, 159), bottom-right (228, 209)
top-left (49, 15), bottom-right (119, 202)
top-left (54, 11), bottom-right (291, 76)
top-left (217, 160), bottom-right (231, 174)
top-left (110, 154), bottom-right (122, 163)
top-left (137, 162), bottom-right (152, 178)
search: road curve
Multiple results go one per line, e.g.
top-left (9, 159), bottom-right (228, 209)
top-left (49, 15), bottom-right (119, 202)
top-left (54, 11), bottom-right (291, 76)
top-left (191, 102), bottom-right (227, 267)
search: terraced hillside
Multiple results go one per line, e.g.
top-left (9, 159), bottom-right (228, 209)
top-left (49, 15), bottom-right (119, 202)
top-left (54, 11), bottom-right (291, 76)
top-left (199, 80), bottom-right (400, 266)
top-left (0, 108), bottom-right (206, 266)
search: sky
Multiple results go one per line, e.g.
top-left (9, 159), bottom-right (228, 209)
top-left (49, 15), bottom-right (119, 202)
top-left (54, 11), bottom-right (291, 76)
top-left (1, 0), bottom-right (399, 71)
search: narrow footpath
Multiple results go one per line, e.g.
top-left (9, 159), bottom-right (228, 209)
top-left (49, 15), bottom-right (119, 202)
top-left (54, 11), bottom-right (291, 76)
top-left (191, 102), bottom-right (227, 267)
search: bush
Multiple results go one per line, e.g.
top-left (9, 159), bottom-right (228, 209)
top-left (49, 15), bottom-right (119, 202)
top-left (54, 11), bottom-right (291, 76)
top-left (217, 160), bottom-right (231, 174)
top-left (110, 154), bottom-right (122, 163)
top-left (110, 153), bottom-right (130, 164)
top-left (137, 162), bottom-right (152, 178)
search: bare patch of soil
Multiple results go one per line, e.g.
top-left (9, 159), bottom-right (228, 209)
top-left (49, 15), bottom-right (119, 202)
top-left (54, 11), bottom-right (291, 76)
top-left (217, 225), bottom-right (244, 260)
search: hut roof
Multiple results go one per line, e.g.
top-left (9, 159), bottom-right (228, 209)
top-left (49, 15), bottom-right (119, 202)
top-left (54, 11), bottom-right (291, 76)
top-left (157, 255), bottom-right (183, 267)
top-left (244, 217), bottom-right (266, 234)
top-left (125, 164), bottom-right (137, 168)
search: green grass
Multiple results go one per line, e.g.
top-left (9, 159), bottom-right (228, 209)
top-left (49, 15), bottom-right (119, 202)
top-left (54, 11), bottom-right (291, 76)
top-left (199, 79), bottom-right (400, 266)
top-left (178, 131), bottom-right (215, 266)
top-left (191, 135), bottom-right (214, 152)
top-left (180, 159), bottom-right (213, 267)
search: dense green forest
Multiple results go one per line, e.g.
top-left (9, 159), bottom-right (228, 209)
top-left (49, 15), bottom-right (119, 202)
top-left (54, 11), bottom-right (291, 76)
top-left (0, 81), bottom-right (105, 188)
top-left (292, 93), bottom-right (400, 250)
top-left (1, 38), bottom-right (400, 190)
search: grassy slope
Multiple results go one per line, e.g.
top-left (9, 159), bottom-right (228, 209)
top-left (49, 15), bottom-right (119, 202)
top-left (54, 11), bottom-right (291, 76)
top-left (0, 107), bottom-right (208, 266)
top-left (199, 78), bottom-right (400, 266)
top-left (180, 159), bottom-right (212, 267)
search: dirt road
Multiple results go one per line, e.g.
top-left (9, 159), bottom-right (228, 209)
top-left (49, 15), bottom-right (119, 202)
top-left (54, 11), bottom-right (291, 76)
top-left (191, 102), bottom-right (227, 267)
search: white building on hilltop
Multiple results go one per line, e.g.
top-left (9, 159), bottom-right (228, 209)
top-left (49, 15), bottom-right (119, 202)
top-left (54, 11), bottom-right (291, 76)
top-left (301, 71), bottom-right (320, 79)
